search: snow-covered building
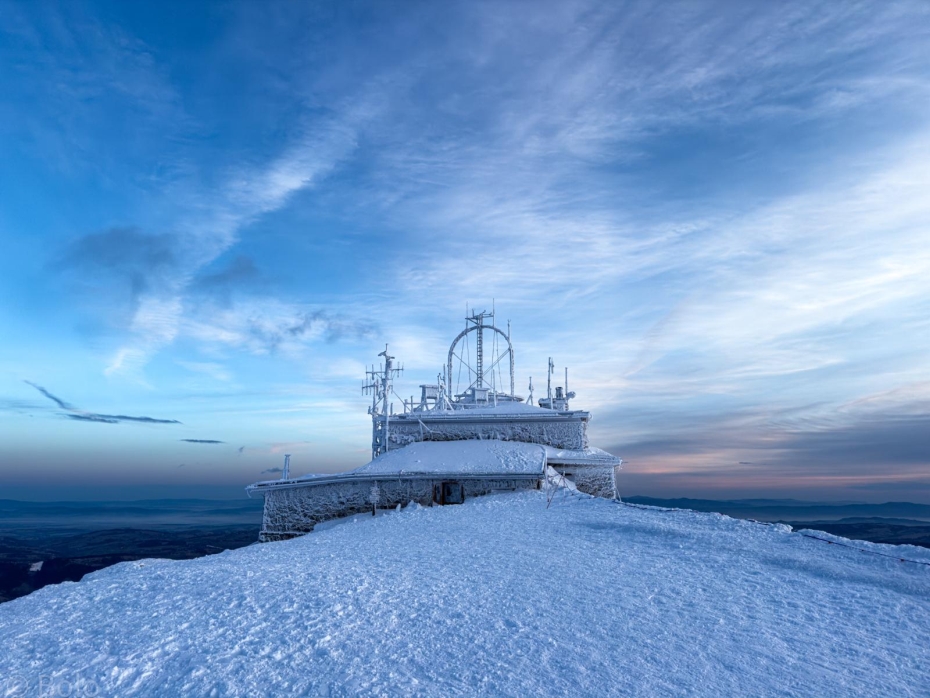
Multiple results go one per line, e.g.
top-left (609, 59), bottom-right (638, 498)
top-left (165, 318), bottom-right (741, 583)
top-left (248, 310), bottom-right (622, 541)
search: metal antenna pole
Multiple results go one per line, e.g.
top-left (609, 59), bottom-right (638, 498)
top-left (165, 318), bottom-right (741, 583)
top-left (363, 344), bottom-right (403, 459)
top-left (476, 315), bottom-right (484, 389)
top-left (508, 320), bottom-right (514, 396)
top-left (282, 454), bottom-right (291, 480)
top-left (547, 357), bottom-right (553, 404)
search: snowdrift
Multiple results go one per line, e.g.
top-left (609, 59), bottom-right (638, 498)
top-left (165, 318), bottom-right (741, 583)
top-left (1, 492), bottom-right (928, 697)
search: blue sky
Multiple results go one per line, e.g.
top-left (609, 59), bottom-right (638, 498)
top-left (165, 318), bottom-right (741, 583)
top-left (1, 0), bottom-right (928, 501)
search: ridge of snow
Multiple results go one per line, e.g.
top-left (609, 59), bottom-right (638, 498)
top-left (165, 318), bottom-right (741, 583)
top-left (1, 492), bottom-right (927, 696)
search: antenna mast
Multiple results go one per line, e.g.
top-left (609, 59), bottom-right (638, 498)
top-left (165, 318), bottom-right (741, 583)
top-left (508, 320), bottom-right (515, 396)
top-left (547, 357), bottom-right (554, 404)
top-left (281, 454), bottom-right (291, 480)
top-left (363, 344), bottom-right (403, 459)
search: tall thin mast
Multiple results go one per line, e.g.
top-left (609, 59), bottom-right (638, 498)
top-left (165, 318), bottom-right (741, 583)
top-left (508, 320), bottom-right (514, 396)
top-left (547, 357), bottom-right (554, 404)
top-left (476, 316), bottom-right (484, 389)
top-left (363, 344), bottom-right (403, 459)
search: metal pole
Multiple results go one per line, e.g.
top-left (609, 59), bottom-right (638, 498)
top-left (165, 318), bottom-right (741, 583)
top-left (508, 320), bottom-right (514, 396)
top-left (547, 357), bottom-right (553, 405)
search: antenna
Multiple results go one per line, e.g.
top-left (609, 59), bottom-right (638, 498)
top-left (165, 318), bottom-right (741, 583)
top-left (547, 357), bottom-right (554, 404)
top-left (528, 376), bottom-right (534, 406)
top-left (508, 319), bottom-right (514, 396)
top-left (281, 454), bottom-right (291, 480)
top-left (446, 306), bottom-right (515, 403)
top-left (363, 344), bottom-right (403, 459)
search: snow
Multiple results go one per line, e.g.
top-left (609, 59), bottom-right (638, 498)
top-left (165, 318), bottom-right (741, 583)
top-left (346, 439), bottom-right (547, 476)
top-left (544, 445), bottom-right (621, 464)
top-left (458, 402), bottom-right (579, 415)
top-left (403, 402), bottom-right (583, 416)
top-left (1, 492), bottom-right (928, 697)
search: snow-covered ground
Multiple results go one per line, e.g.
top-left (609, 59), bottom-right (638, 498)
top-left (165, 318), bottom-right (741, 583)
top-left (1, 491), bottom-right (928, 697)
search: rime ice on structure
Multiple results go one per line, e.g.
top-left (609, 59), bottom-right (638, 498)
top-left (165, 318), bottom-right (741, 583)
top-left (248, 309), bottom-right (622, 541)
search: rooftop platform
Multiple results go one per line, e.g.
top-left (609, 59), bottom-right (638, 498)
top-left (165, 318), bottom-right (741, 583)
top-left (351, 439), bottom-right (547, 477)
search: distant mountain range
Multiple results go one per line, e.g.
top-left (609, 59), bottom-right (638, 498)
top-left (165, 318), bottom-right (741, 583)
top-left (623, 496), bottom-right (930, 550)
top-left (623, 497), bottom-right (930, 522)
top-left (0, 498), bottom-right (264, 529)
top-left (0, 499), bottom-right (265, 604)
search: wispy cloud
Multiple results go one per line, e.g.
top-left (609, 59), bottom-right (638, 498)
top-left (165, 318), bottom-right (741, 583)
top-left (189, 256), bottom-right (264, 306)
top-left (176, 361), bottom-right (232, 383)
top-left (101, 68), bottom-right (405, 379)
top-left (99, 114), bottom-right (372, 377)
top-left (23, 381), bottom-right (73, 410)
top-left (184, 303), bottom-right (378, 356)
top-left (350, 0), bottom-right (930, 309)
top-left (180, 439), bottom-right (225, 444)
top-left (24, 381), bottom-right (181, 425)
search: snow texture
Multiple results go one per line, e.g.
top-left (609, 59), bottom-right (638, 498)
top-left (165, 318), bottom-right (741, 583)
top-left (2, 491), bottom-right (928, 697)
top-left (387, 411), bottom-right (588, 450)
top-left (544, 445), bottom-right (620, 464)
top-left (414, 403), bottom-right (582, 416)
top-left (349, 440), bottom-right (546, 476)
top-left (258, 474), bottom-right (539, 541)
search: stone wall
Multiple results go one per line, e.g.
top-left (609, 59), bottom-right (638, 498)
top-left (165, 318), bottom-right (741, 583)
top-left (258, 476), bottom-right (541, 542)
top-left (549, 464), bottom-right (621, 500)
top-left (388, 417), bottom-right (587, 450)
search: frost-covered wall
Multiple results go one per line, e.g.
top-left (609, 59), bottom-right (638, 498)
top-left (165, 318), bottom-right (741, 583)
top-left (258, 476), bottom-right (540, 542)
top-left (549, 464), bottom-right (621, 500)
top-left (389, 417), bottom-right (587, 450)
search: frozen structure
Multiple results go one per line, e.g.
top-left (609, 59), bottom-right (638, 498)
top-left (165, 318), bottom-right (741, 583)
top-left (248, 310), bottom-right (622, 541)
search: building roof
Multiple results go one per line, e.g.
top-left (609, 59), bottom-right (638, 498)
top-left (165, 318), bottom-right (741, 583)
top-left (333, 439), bottom-right (547, 478)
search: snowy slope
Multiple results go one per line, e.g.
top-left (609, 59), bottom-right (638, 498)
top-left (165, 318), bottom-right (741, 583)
top-left (1, 492), bottom-right (928, 697)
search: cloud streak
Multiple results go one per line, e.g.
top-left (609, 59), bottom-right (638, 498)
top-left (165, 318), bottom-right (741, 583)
top-left (99, 103), bottom-right (382, 378)
top-left (23, 381), bottom-right (73, 410)
top-left (24, 381), bottom-right (181, 425)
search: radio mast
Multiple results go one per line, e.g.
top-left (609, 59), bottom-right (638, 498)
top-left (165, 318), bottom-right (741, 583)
top-left (363, 344), bottom-right (403, 459)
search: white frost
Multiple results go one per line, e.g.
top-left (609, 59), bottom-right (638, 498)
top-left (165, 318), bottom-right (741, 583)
top-left (347, 439), bottom-right (546, 476)
top-left (1, 492), bottom-right (927, 696)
